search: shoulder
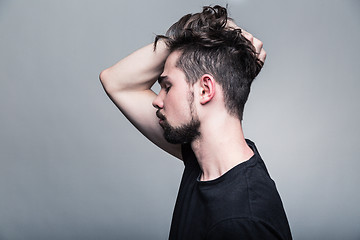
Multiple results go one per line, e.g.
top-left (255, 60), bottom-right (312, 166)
top-left (206, 217), bottom-right (290, 240)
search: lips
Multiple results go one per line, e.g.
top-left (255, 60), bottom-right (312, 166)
top-left (156, 110), bottom-right (166, 127)
top-left (156, 110), bottom-right (166, 121)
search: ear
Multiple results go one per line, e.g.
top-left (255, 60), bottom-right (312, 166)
top-left (199, 74), bottom-right (216, 105)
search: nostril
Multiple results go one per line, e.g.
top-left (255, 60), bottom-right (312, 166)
top-left (152, 99), bottom-right (159, 109)
top-left (152, 94), bottom-right (163, 109)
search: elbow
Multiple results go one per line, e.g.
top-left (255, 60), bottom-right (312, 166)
top-left (99, 68), bottom-right (110, 87)
top-left (99, 68), bottom-right (117, 94)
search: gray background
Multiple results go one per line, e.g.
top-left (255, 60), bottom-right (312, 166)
top-left (1, 0), bottom-right (359, 239)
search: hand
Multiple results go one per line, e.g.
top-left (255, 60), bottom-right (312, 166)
top-left (241, 29), bottom-right (266, 64)
top-left (226, 20), bottom-right (266, 64)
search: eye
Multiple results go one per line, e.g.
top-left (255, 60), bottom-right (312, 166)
top-left (164, 85), bottom-right (171, 93)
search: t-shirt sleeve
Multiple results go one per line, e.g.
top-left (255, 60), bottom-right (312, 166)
top-left (206, 218), bottom-right (286, 240)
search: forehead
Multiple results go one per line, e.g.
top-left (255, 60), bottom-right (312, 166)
top-left (163, 51), bottom-right (182, 74)
top-left (161, 51), bottom-right (187, 84)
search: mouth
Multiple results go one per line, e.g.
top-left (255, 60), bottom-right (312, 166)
top-left (156, 110), bottom-right (166, 126)
top-left (156, 110), bottom-right (165, 121)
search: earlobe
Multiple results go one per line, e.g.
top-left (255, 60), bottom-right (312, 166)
top-left (199, 74), bottom-right (216, 105)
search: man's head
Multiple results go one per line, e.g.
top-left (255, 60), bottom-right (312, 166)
top-left (155, 5), bottom-right (263, 121)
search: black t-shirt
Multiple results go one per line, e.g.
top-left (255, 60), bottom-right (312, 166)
top-left (169, 139), bottom-right (292, 240)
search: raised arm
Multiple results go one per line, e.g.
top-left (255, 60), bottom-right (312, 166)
top-left (99, 12), bottom-right (266, 161)
top-left (99, 40), bottom-right (183, 159)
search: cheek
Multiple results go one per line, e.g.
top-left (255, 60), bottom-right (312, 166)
top-left (165, 95), bottom-right (187, 117)
top-left (165, 95), bottom-right (180, 113)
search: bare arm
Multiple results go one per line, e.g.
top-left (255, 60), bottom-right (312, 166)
top-left (99, 22), bottom-right (266, 161)
top-left (99, 41), bottom-right (182, 159)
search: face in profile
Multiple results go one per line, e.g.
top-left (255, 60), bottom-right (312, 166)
top-left (153, 51), bottom-right (201, 144)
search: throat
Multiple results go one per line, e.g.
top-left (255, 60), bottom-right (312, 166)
top-left (189, 108), bottom-right (253, 181)
top-left (192, 138), bottom-right (254, 182)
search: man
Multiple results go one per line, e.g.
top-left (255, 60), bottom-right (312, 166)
top-left (100, 5), bottom-right (292, 239)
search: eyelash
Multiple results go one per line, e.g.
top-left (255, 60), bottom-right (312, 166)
top-left (164, 86), bottom-right (171, 93)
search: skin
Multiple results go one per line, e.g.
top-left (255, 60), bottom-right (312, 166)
top-left (100, 22), bottom-right (266, 181)
top-left (153, 52), bottom-right (200, 144)
top-left (153, 52), bottom-right (196, 133)
top-left (154, 51), bottom-right (254, 181)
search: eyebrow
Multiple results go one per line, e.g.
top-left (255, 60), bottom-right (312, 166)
top-left (157, 75), bottom-right (167, 84)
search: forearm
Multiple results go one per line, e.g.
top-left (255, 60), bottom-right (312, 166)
top-left (100, 40), bottom-right (169, 93)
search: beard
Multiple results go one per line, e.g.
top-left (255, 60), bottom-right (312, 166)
top-left (156, 89), bottom-right (200, 144)
top-left (157, 110), bottom-right (200, 144)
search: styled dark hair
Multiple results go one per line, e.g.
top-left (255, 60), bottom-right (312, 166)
top-left (155, 5), bottom-right (263, 120)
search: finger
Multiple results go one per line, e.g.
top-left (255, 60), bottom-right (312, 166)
top-left (240, 29), bottom-right (266, 63)
top-left (241, 30), bottom-right (254, 43)
top-left (252, 37), bottom-right (263, 55)
top-left (258, 49), bottom-right (267, 63)
top-left (226, 19), bottom-right (238, 29)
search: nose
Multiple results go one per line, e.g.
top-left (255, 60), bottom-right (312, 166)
top-left (152, 92), bottom-right (164, 109)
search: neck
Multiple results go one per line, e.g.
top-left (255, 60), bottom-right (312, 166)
top-left (190, 115), bottom-right (254, 181)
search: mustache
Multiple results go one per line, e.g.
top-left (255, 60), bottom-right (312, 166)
top-left (156, 110), bottom-right (166, 120)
